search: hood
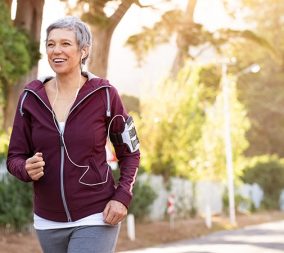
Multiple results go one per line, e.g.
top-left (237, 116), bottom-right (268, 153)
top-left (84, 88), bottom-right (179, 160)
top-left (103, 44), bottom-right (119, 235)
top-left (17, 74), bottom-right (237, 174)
top-left (21, 71), bottom-right (111, 113)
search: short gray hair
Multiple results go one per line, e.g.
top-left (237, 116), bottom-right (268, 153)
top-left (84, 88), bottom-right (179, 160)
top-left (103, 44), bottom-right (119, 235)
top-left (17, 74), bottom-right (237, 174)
top-left (46, 16), bottom-right (92, 64)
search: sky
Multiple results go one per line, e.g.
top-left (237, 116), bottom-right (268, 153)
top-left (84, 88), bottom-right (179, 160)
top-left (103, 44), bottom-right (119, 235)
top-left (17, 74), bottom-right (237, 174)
top-left (33, 0), bottom-right (236, 97)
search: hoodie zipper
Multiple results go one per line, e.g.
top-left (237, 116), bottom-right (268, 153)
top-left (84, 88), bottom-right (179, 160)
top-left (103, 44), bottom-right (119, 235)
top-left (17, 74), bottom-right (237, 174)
top-left (24, 85), bottom-right (110, 222)
top-left (24, 89), bottom-right (72, 221)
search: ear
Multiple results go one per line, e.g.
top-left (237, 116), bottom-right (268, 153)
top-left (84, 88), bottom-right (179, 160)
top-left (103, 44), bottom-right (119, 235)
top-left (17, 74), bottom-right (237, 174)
top-left (81, 47), bottom-right (89, 59)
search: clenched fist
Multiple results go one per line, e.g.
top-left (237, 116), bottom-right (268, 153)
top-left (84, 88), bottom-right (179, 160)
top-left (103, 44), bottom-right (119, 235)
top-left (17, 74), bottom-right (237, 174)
top-left (103, 200), bottom-right (128, 225)
top-left (25, 152), bottom-right (45, 181)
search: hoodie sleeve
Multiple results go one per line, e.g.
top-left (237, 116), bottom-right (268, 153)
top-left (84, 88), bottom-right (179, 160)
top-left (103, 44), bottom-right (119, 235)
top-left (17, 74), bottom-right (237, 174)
top-left (6, 92), bottom-right (33, 182)
top-left (108, 86), bottom-right (140, 208)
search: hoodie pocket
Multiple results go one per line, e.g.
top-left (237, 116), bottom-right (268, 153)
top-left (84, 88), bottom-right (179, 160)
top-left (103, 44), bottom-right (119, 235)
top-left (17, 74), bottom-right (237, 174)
top-left (79, 158), bottom-right (109, 187)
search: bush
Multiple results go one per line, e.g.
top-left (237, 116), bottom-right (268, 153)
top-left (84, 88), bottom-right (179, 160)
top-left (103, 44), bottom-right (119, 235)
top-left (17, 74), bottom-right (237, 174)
top-left (0, 131), bottom-right (9, 160)
top-left (241, 156), bottom-right (284, 210)
top-left (222, 189), bottom-right (252, 214)
top-left (128, 180), bottom-right (157, 221)
top-left (0, 174), bottom-right (33, 230)
top-left (112, 169), bottom-right (157, 220)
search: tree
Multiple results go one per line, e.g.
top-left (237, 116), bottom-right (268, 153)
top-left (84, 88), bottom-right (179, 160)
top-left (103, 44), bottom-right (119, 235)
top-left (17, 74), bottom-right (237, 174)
top-left (195, 73), bottom-right (250, 182)
top-left (126, 0), bottom-right (274, 77)
top-left (3, 0), bottom-right (44, 129)
top-left (171, 0), bottom-right (197, 76)
top-left (242, 155), bottom-right (284, 210)
top-left (139, 64), bottom-right (206, 181)
top-left (0, 0), bottom-right (33, 129)
top-left (4, 0), bottom-right (12, 10)
top-left (223, 0), bottom-right (284, 157)
top-left (61, 0), bottom-right (154, 78)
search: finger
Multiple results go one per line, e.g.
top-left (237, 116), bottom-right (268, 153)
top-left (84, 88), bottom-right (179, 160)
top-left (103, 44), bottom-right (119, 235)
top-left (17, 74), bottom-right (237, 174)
top-left (26, 165), bottom-right (44, 179)
top-left (105, 209), bottom-right (124, 225)
top-left (29, 167), bottom-right (44, 176)
top-left (109, 214), bottom-right (119, 225)
top-left (26, 156), bottom-right (43, 165)
top-left (104, 207), bottom-right (119, 224)
top-left (111, 211), bottom-right (126, 225)
top-left (105, 212), bottom-right (117, 225)
top-left (104, 209), bottom-right (115, 224)
top-left (26, 161), bottom-right (45, 170)
top-left (32, 171), bottom-right (44, 181)
top-left (103, 202), bottom-right (111, 220)
top-left (29, 152), bottom-right (43, 162)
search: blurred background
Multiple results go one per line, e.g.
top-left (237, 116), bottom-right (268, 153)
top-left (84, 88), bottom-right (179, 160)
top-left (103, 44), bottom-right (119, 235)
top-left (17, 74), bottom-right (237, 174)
top-left (1, 0), bottom-right (284, 251)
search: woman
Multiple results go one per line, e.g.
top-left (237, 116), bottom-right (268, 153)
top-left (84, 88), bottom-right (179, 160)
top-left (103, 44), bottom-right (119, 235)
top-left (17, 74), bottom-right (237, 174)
top-left (7, 16), bottom-right (140, 253)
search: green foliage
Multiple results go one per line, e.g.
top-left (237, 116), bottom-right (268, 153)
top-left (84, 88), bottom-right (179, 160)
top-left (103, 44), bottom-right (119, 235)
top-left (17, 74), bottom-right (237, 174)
top-left (61, 0), bottom-right (146, 28)
top-left (121, 94), bottom-right (140, 115)
top-left (0, 130), bottom-right (10, 160)
top-left (126, 10), bottom-right (182, 63)
top-left (0, 174), bottom-right (33, 230)
top-left (238, 67), bottom-right (284, 157)
top-left (193, 74), bottom-right (250, 181)
top-left (199, 65), bottom-right (222, 105)
top-left (126, 2), bottom-right (272, 67)
top-left (241, 156), bottom-right (284, 210)
top-left (128, 180), bottom-right (157, 221)
top-left (0, 1), bottom-right (31, 86)
top-left (138, 62), bottom-right (250, 182)
top-left (222, 0), bottom-right (284, 157)
top-left (222, 190), bottom-right (251, 214)
top-left (0, 0), bottom-right (38, 127)
top-left (139, 64), bottom-right (206, 181)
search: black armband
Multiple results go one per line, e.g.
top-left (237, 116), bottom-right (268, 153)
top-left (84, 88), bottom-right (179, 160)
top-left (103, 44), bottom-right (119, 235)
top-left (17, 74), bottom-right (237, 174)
top-left (110, 116), bottom-right (140, 153)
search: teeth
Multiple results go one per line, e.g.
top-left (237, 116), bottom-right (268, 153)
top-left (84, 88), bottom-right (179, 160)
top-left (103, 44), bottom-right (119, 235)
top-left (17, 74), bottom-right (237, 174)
top-left (53, 59), bottom-right (65, 63)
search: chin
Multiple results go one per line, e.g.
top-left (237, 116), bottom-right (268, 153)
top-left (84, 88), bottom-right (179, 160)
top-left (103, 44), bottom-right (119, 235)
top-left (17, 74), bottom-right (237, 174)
top-left (51, 68), bottom-right (68, 75)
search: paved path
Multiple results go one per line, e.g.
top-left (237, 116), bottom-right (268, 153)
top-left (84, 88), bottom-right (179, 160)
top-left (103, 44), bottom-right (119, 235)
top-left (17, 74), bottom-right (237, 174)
top-left (118, 220), bottom-right (284, 253)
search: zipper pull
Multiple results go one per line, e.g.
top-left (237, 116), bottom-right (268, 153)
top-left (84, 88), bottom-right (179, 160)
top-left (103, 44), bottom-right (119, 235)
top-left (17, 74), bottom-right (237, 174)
top-left (60, 134), bottom-right (64, 147)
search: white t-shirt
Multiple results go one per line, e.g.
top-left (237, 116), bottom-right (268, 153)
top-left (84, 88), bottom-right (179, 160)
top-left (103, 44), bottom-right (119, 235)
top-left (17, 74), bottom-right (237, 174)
top-left (58, 121), bottom-right (65, 133)
top-left (34, 212), bottom-right (108, 230)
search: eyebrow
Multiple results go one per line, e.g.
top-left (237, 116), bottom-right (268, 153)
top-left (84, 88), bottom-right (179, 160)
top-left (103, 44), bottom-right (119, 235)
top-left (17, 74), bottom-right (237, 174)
top-left (46, 38), bottom-right (74, 42)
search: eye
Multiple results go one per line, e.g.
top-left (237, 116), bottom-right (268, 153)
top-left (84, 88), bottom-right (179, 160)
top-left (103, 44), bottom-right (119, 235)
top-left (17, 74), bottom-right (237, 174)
top-left (46, 42), bottom-right (54, 48)
top-left (63, 42), bottom-right (71, 46)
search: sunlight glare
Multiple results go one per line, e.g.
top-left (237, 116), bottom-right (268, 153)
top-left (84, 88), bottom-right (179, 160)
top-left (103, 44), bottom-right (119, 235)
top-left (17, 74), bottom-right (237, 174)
top-left (104, 1), bottom-right (120, 17)
top-left (68, 0), bottom-right (77, 8)
top-left (11, 0), bottom-right (17, 20)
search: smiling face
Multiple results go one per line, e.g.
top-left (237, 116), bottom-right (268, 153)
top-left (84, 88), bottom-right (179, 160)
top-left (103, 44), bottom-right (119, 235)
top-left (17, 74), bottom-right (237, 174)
top-left (46, 28), bottom-right (83, 75)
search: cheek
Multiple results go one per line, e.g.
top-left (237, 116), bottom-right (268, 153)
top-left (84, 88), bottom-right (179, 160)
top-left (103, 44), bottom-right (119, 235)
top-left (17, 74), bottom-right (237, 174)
top-left (46, 49), bottom-right (53, 60)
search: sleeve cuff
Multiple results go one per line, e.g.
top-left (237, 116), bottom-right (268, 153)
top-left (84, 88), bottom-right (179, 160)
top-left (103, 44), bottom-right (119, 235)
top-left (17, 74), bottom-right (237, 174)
top-left (111, 188), bottom-right (132, 209)
top-left (19, 160), bottom-right (32, 182)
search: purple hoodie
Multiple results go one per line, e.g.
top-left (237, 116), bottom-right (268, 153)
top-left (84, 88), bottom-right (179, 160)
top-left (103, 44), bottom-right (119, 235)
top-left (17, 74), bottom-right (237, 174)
top-left (7, 72), bottom-right (140, 222)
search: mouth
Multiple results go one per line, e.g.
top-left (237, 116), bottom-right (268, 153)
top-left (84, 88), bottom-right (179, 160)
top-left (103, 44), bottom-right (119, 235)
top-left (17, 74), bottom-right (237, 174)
top-left (52, 58), bottom-right (67, 64)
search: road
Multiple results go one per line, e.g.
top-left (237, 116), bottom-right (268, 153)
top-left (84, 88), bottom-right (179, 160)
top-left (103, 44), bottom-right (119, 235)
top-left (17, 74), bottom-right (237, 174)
top-left (118, 220), bottom-right (284, 253)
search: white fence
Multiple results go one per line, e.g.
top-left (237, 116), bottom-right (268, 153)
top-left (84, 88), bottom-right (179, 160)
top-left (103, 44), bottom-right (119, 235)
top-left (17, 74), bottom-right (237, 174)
top-left (139, 174), bottom-right (226, 220)
top-left (138, 173), bottom-right (284, 221)
top-left (0, 159), bottom-right (7, 180)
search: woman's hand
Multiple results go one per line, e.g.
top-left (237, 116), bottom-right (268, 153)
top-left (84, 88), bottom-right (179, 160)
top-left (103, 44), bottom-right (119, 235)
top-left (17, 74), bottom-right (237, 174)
top-left (103, 200), bottom-right (128, 225)
top-left (25, 152), bottom-right (45, 180)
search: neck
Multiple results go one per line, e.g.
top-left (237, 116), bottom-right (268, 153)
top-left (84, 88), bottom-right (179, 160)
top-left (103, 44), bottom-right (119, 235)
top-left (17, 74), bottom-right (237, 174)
top-left (55, 71), bottom-right (82, 92)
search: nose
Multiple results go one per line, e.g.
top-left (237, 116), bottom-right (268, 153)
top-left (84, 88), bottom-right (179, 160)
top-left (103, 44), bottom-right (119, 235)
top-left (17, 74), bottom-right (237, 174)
top-left (52, 45), bottom-right (63, 54)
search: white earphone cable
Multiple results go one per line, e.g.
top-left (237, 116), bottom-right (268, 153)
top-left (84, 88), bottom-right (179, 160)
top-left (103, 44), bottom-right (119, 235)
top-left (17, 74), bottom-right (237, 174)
top-left (51, 74), bottom-right (110, 186)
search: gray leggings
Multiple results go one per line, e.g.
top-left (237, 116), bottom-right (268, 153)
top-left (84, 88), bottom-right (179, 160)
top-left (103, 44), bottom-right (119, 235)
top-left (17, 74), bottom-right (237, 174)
top-left (36, 225), bottom-right (120, 253)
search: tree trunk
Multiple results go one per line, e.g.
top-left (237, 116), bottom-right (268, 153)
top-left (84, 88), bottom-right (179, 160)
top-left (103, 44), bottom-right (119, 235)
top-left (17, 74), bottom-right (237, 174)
top-left (4, 0), bottom-right (44, 129)
top-left (89, 27), bottom-right (114, 78)
top-left (171, 0), bottom-right (198, 76)
top-left (87, 0), bottom-right (133, 78)
top-left (14, 0), bottom-right (44, 39)
top-left (5, 0), bottom-right (12, 10)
